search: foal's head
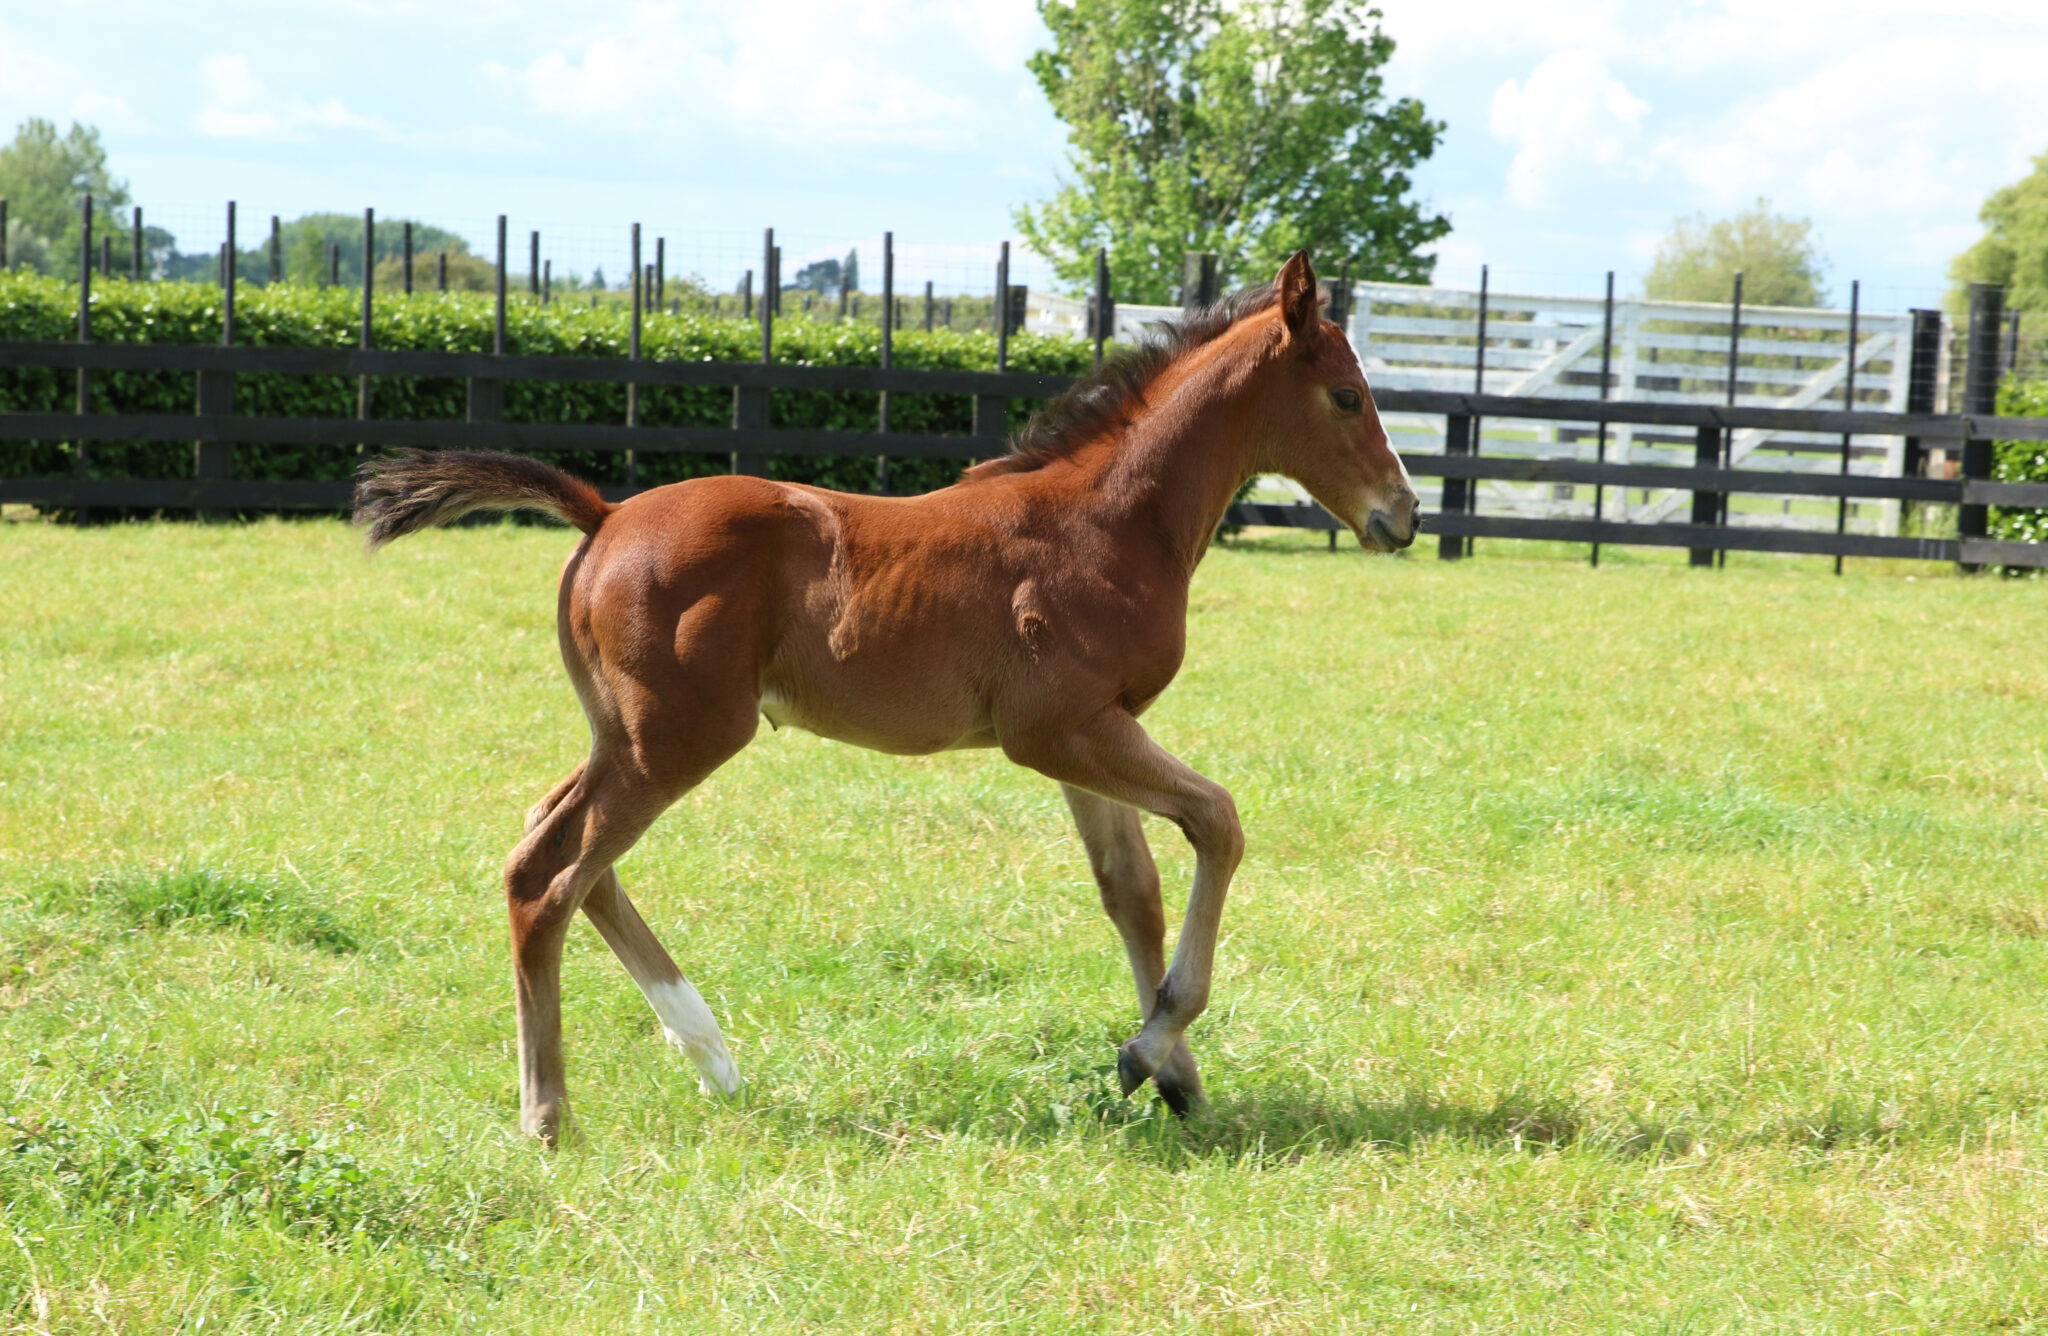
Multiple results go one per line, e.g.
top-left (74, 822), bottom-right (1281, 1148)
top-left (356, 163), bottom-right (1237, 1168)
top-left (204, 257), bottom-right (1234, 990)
top-left (1249, 253), bottom-right (1419, 552)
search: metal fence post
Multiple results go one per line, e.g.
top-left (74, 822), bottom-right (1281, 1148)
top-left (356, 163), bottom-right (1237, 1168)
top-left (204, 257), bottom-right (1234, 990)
top-left (1590, 270), bottom-right (1616, 568)
top-left (1958, 282), bottom-right (2004, 572)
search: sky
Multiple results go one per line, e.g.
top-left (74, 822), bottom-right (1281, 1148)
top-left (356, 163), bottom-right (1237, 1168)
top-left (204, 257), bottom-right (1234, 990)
top-left (3, 0), bottom-right (2045, 313)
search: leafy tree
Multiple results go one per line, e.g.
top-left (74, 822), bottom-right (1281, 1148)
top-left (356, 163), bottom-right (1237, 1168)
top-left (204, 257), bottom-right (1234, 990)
top-left (271, 213), bottom-right (473, 287)
top-left (0, 118), bottom-right (133, 276)
top-left (791, 257), bottom-right (842, 294)
top-left (1948, 150), bottom-right (2048, 314)
top-left (1015, 0), bottom-right (1447, 302)
top-left (1643, 200), bottom-right (1826, 307)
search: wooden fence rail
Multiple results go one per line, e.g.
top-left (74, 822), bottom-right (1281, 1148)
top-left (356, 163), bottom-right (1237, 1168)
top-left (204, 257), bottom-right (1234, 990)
top-left (3, 337), bottom-right (2046, 569)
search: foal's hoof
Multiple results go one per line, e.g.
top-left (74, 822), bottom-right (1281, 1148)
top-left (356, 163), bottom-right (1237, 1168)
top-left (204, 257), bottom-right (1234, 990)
top-left (1115, 1044), bottom-right (1156, 1098)
top-left (1154, 1075), bottom-right (1199, 1119)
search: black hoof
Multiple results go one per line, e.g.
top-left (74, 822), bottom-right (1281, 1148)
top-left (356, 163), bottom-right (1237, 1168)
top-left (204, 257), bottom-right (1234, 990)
top-left (1116, 1046), bottom-right (1151, 1098)
top-left (1155, 1078), bottom-right (1196, 1118)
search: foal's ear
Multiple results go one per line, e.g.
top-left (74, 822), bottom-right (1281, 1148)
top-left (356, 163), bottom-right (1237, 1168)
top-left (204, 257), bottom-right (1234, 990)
top-left (1276, 251), bottom-right (1320, 346)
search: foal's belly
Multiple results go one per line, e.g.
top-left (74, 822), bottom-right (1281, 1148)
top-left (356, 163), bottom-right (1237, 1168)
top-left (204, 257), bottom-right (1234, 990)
top-left (757, 681), bottom-right (999, 755)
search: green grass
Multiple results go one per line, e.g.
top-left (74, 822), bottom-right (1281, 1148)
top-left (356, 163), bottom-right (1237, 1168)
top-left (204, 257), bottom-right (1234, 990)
top-left (3, 519), bottom-right (2046, 1333)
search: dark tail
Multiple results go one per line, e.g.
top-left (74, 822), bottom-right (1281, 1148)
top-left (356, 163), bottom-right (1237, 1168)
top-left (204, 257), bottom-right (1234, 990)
top-left (352, 450), bottom-right (615, 551)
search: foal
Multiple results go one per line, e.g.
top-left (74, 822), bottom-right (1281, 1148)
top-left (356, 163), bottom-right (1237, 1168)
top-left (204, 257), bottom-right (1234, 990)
top-left (354, 253), bottom-right (1417, 1143)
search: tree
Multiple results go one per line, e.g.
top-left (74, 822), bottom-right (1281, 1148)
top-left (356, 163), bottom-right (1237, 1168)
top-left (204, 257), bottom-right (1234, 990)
top-left (791, 257), bottom-right (841, 294)
top-left (0, 118), bottom-right (132, 276)
top-left (271, 213), bottom-right (473, 287)
top-left (1642, 200), bottom-right (1826, 307)
top-left (1948, 150), bottom-right (2048, 314)
top-left (1015, 0), bottom-right (1447, 302)
top-left (841, 248), bottom-right (859, 296)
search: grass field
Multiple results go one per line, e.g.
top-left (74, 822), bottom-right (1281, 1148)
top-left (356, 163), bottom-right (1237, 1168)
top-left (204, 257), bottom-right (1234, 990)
top-left (3, 519), bottom-right (2046, 1334)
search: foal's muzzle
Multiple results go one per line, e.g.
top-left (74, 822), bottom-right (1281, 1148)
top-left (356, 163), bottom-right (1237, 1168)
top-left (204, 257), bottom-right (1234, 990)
top-left (1366, 506), bottom-right (1417, 552)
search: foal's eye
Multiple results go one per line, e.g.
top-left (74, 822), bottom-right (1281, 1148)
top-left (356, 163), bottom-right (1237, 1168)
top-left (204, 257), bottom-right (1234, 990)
top-left (1331, 388), bottom-right (1363, 413)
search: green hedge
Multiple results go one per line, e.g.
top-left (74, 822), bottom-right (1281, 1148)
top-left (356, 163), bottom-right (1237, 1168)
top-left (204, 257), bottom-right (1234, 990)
top-left (1993, 378), bottom-right (2048, 545)
top-left (0, 273), bottom-right (1094, 496)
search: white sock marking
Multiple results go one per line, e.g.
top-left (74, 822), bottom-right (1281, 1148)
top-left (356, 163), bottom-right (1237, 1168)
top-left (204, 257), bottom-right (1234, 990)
top-left (645, 977), bottom-right (741, 1096)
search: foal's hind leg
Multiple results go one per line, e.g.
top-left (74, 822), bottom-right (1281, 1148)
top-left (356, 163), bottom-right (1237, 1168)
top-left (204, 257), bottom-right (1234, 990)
top-left (582, 871), bottom-right (740, 1097)
top-left (524, 779), bottom-right (741, 1099)
top-left (506, 757), bottom-right (674, 1144)
top-left (1063, 786), bottom-right (1206, 1114)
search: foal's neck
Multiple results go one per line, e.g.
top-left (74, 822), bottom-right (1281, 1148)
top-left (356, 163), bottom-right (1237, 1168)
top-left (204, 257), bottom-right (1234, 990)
top-left (1093, 335), bottom-right (1269, 576)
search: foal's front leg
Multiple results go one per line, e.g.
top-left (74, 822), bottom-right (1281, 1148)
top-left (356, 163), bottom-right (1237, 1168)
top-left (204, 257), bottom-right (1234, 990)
top-left (1011, 710), bottom-right (1243, 1101)
top-left (1061, 786), bottom-right (1206, 1114)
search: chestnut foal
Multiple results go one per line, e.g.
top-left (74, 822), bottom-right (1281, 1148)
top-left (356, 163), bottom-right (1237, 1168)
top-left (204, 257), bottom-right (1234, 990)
top-left (354, 253), bottom-right (1418, 1143)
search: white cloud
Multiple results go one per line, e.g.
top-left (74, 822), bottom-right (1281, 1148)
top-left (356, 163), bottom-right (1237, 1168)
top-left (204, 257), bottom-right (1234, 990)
top-left (491, 0), bottom-right (998, 149)
top-left (1489, 49), bottom-right (1650, 208)
top-left (193, 52), bottom-right (395, 142)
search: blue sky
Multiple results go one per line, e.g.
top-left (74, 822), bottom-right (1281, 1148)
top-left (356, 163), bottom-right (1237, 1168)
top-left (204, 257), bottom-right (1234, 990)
top-left (3, 0), bottom-right (2044, 311)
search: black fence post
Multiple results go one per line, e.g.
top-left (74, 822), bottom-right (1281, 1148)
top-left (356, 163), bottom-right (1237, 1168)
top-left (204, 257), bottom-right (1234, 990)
top-left (994, 241), bottom-right (1011, 371)
top-left (493, 214), bottom-right (507, 355)
top-left (732, 229), bottom-right (773, 477)
top-left (1438, 413), bottom-right (1470, 560)
top-left (1689, 426), bottom-right (1722, 567)
top-left (223, 201), bottom-right (236, 345)
top-left (1591, 270), bottom-right (1615, 568)
top-left (530, 230), bottom-right (540, 299)
top-left (627, 223), bottom-right (642, 489)
top-left (1833, 279), bottom-right (1859, 575)
top-left (358, 208), bottom-right (373, 434)
top-left (655, 236), bottom-right (664, 306)
top-left (1, 197), bottom-right (8, 269)
top-left (437, 250), bottom-right (447, 293)
top-left (1902, 308), bottom-right (1942, 481)
top-left (131, 206), bottom-right (142, 280)
top-left (877, 230), bottom-right (894, 492)
top-left (923, 279), bottom-right (934, 333)
top-left (328, 243), bottom-right (339, 286)
top-left (194, 201), bottom-right (236, 503)
top-left (269, 215), bottom-right (281, 285)
top-left (465, 218), bottom-right (508, 427)
top-left (1958, 282), bottom-right (2004, 572)
top-left (1718, 272), bottom-right (1743, 567)
top-left (1090, 246), bottom-right (1112, 370)
top-left (74, 194), bottom-right (91, 477)
top-left (543, 260), bottom-right (551, 306)
top-left (1467, 265), bottom-right (1488, 555)
top-left (402, 223), bottom-right (413, 295)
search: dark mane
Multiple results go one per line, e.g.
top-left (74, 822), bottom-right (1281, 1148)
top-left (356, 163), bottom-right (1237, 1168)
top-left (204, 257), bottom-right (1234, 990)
top-left (967, 283), bottom-right (1286, 479)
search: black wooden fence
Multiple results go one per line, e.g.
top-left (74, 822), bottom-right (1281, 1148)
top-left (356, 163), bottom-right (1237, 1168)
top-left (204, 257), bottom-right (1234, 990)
top-left (5, 334), bottom-right (2047, 570)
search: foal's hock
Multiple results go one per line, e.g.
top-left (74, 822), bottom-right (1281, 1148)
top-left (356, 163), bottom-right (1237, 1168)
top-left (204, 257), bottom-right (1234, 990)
top-left (353, 253), bottom-right (1418, 1144)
